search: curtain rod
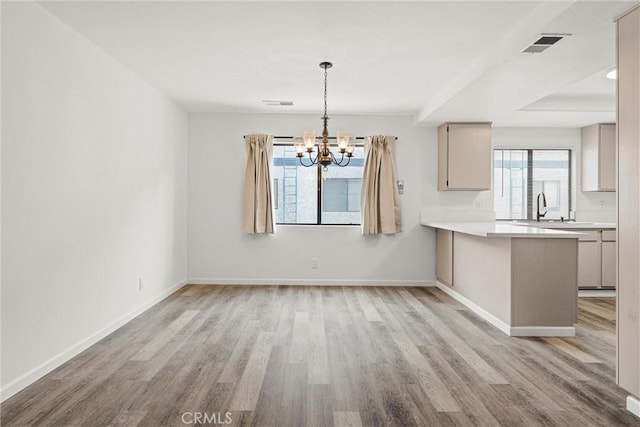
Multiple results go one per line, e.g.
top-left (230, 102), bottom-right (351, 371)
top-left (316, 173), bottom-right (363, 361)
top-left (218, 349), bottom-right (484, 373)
top-left (242, 135), bottom-right (397, 140)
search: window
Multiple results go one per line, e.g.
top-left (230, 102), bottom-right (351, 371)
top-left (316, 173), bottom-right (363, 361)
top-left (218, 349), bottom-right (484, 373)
top-left (323, 178), bottom-right (362, 212)
top-left (494, 149), bottom-right (571, 220)
top-left (272, 142), bottom-right (365, 225)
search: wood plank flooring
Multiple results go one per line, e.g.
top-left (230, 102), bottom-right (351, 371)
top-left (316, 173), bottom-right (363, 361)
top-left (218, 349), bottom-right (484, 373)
top-left (2, 286), bottom-right (638, 426)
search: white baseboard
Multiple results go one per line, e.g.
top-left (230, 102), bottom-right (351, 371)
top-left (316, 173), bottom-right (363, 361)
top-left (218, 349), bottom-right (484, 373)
top-left (628, 395), bottom-right (640, 419)
top-left (578, 289), bottom-right (616, 298)
top-left (509, 326), bottom-right (575, 337)
top-left (188, 278), bottom-right (435, 287)
top-left (0, 280), bottom-right (187, 402)
top-left (434, 282), bottom-right (511, 336)
top-left (434, 282), bottom-right (575, 337)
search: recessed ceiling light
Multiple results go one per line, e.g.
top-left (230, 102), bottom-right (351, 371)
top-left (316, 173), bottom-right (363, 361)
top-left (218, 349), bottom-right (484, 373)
top-left (606, 70), bottom-right (617, 80)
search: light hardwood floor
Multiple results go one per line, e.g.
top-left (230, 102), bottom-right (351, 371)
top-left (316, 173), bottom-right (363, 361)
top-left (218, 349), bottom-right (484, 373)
top-left (2, 286), bottom-right (637, 426)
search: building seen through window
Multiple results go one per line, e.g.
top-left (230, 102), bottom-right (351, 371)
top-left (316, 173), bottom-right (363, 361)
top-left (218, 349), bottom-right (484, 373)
top-left (272, 144), bottom-right (365, 225)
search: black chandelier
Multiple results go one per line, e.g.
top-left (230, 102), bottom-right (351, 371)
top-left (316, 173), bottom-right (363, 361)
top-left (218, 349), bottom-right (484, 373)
top-left (294, 62), bottom-right (355, 170)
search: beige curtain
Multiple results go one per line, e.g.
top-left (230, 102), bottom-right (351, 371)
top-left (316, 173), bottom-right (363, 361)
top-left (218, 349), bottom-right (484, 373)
top-left (361, 135), bottom-right (402, 235)
top-left (242, 134), bottom-right (275, 234)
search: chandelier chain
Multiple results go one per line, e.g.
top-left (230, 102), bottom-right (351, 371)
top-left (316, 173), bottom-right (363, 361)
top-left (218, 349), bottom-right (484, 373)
top-left (324, 65), bottom-right (328, 118)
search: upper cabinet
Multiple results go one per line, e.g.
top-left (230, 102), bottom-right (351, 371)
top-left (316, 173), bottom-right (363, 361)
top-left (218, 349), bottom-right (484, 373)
top-left (581, 123), bottom-right (616, 192)
top-left (438, 122), bottom-right (492, 191)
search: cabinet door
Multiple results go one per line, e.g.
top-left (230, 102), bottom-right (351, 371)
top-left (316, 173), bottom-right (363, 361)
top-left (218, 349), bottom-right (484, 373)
top-left (581, 124), bottom-right (600, 191)
top-left (578, 241), bottom-right (601, 288)
top-left (581, 123), bottom-right (616, 192)
top-left (599, 124), bottom-right (616, 191)
top-left (437, 125), bottom-right (449, 190)
top-left (436, 229), bottom-right (453, 286)
top-left (447, 124), bottom-right (491, 190)
top-left (601, 241), bottom-right (616, 288)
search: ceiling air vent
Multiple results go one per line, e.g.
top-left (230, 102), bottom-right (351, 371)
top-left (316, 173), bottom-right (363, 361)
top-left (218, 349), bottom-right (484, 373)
top-left (262, 100), bottom-right (294, 106)
top-left (522, 34), bottom-right (570, 54)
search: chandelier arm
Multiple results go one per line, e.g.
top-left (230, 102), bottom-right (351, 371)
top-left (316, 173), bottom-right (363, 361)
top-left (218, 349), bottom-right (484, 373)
top-left (298, 157), bottom-right (313, 167)
top-left (298, 151), bottom-right (319, 167)
top-left (334, 152), bottom-right (352, 167)
top-left (325, 150), bottom-right (347, 167)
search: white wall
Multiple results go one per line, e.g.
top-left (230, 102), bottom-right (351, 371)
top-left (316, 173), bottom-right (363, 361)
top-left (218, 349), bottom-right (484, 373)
top-left (188, 113), bottom-right (433, 285)
top-left (1, 2), bottom-right (188, 399)
top-left (188, 118), bottom-right (613, 286)
top-left (493, 127), bottom-right (616, 222)
top-left (0, 0), bottom-right (4, 402)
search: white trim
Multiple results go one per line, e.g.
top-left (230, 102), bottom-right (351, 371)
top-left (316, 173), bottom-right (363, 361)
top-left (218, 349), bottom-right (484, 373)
top-left (578, 289), bottom-right (616, 298)
top-left (627, 395), bottom-right (640, 419)
top-left (276, 224), bottom-right (361, 229)
top-left (0, 280), bottom-right (187, 402)
top-left (187, 278), bottom-right (435, 287)
top-left (434, 282), bottom-right (511, 335)
top-left (509, 326), bottom-right (575, 337)
top-left (435, 282), bottom-right (576, 337)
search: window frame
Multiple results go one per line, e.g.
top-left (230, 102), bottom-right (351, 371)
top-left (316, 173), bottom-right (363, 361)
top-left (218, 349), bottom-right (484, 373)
top-left (273, 140), bottom-right (365, 226)
top-left (494, 148), bottom-right (573, 221)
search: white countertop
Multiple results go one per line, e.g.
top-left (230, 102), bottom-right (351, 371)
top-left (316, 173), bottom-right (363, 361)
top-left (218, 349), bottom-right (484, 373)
top-left (421, 221), bottom-right (587, 238)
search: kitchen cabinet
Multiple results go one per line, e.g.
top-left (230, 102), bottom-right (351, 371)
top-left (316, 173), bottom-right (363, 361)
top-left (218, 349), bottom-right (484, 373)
top-left (560, 228), bottom-right (616, 289)
top-left (438, 122), bottom-right (492, 191)
top-left (581, 123), bottom-right (616, 192)
top-left (436, 229), bottom-right (453, 286)
top-left (601, 230), bottom-right (616, 288)
top-left (426, 221), bottom-right (579, 336)
top-left (578, 240), bottom-right (602, 288)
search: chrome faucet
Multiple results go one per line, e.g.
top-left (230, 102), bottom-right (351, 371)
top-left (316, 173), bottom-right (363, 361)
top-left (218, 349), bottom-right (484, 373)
top-left (536, 192), bottom-right (547, 222)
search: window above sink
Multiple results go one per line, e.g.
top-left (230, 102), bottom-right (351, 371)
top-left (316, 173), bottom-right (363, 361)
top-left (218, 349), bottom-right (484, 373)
top-left (494, 149), bottom-right (573, 221)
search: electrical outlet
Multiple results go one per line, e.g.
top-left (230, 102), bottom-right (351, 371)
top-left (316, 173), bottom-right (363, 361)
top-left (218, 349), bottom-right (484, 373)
top-left (311, 258), bottom-right (319, 269)
top-left (138, 278), bottom-right (143, 291)
top-left (475, 201), bottom-right (483, 210)
top-left (600, 201), bottom-right (605, 209)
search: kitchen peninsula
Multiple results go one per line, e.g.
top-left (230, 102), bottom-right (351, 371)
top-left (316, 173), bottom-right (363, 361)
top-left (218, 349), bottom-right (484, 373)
top-left (422, 221), bottom-right (585, 337)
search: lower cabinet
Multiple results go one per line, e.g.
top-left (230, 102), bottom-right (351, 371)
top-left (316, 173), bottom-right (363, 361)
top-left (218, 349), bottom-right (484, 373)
top-left (578, 240), bottom-right (601, 288)
top-left (436, 229), bottom-right (453, 286)
top-left (568, 228), bottom-right (616, 289)
top-left (601, 230), bottom-right (617, 288)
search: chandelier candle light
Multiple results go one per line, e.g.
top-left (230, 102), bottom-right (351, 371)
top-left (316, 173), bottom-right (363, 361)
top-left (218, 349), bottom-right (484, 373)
top-left (294, 62), bottom-right (356, 170)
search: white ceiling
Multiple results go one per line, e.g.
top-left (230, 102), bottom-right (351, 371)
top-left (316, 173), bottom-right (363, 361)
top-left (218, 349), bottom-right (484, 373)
top-left (39, 0), bottom-right (638, 127)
